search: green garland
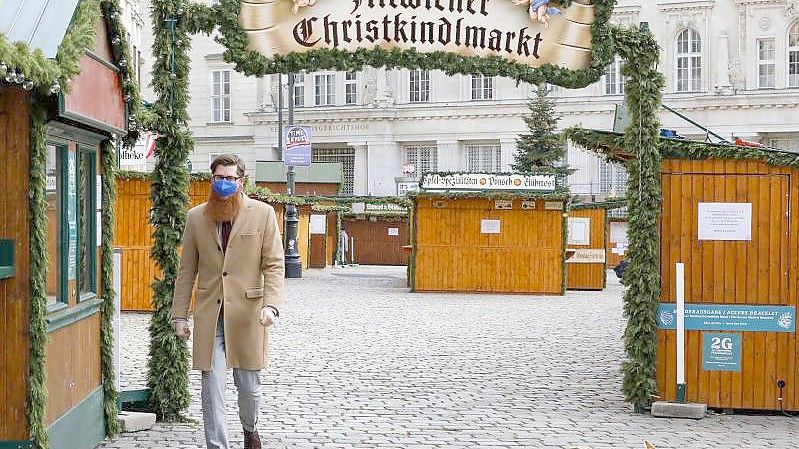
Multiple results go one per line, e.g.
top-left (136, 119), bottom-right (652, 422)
top-left (28, 102), bottom-right (50, 449)
top-left (566, 128), bottom-right (799, 169)
top-left (182, 0), bottom-right (615, 87)
top-left (570, 198), bottom-right (627, 210)
top-left (612, 25), bottom-right (664, 411)
top-left (101, 0), bottom-right (146, 145)
top-left (146, 0), bottom-right (193, 421)
top-left (118, 169), bottom-right (212, 182)
top-left (0, 0), bottom-right (100, 95)
top-left (100, 139), bottom-right (121, 437)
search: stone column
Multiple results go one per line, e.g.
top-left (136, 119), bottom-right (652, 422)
top-left (499, 138), bottom-right (517, 172)
top-left (363, 141), bottom-right (401, 195)
top-left (351, 143), bottom-right (369, 196)
top-left (714, 29), bottom-right (733, 95)
top-left (436, 140), bottom-right (460, 171)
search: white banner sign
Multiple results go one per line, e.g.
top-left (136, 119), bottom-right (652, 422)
top-left (421, 173), bottom-right (556, 191)
top-left (119, 143), bottom-right (147, 167)
top-left (698, 202), bottom-right (752, 241)
top-left (480, 219), bottom-right (501, 234)
top-left (567, 217), bottom-right (591, 246)
top-left (310, 214), bottom-right (327, 234)
top-left (567, 249), bottom-right (606, 264)
top-left (387, 227), bottom-right (399, 236)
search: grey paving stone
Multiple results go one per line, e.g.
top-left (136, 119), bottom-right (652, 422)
top-left (98, 267), bottom-right (799, 449)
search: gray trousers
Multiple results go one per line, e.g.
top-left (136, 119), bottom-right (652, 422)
top-left (202, 318), bottom-right (262, 449)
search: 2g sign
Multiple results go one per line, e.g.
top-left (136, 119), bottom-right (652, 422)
top-left (703, 333), bottom-right (742, 372)
top-left (710, 336), bottom-right (734, 351)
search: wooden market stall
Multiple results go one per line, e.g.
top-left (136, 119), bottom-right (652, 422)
top-left (607, 218), bottom-right (628, 268)
top-left (0, 2), bottom-right (138, 447)
top-left (410, 173), bottom-right (568, 294)
top-left (343, 208), bottom-right (410, 266)
top-left (255, 160), bottom-right (343, 196)
top-left (114, 175), bottom-right (210, 311)
top-left (114, 178), bottom-right (313, 311)
top-left (566, 206), bottom-right (607, 291)
top-left (569, 129), bottom-right (799, 412)
top-left (566, 200), bottom-right (626, 290)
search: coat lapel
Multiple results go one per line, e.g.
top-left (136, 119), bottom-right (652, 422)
top-left (227, 194), bottom-right (254, 245)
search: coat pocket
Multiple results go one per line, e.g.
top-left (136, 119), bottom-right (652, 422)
top-left (245, 287), bottom-right (263, 300)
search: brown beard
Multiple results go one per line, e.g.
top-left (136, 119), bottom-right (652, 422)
top-left (205, 190), bottom-right (242, 222)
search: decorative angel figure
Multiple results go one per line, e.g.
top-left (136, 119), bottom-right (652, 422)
top-left (292, 0), bottom-right (317, 13)
top-left (512, 0), bottom-right (561, 28)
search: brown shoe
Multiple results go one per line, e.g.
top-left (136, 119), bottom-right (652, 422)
top-left (244, 429), bottom-right (262, 449)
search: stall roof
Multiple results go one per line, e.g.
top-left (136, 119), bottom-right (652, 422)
top-left (255, 161), bottom-right (343, 184)
top-left (0, 0), bottom-right (80, 58)
top-left (565, 127), bottom-right (799, 169)
top-left (571, 198), bottom-right (627, 210)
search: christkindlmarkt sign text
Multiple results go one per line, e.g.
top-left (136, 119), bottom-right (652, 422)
top-left (420, 173), bottom-right (557, 191)
top-left (239, 0), bottom-right (597, 68)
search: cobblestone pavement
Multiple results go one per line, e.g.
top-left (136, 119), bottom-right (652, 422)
top-left (99, 266), bottom-right (798, 449)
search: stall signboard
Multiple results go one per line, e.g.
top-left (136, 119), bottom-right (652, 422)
top-left (238, 0), bottom-right (600, 70)
top-left (658, 304), bottom-right (795, 333)
top-left (420, 173), bottom-right (557, 191)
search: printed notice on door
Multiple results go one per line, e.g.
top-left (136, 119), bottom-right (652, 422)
top-left (698, 202), bottom-right (752, 241)
top-left (480, 219), bottom-right (501, 234)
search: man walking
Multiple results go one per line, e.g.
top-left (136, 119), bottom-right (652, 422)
top-left (171, 154), bottom-right (284, 449)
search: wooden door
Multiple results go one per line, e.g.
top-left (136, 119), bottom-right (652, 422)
top-left (658, 172), bottom-right (792, 410)
top-left (345, 218), bottom-right (409, 266)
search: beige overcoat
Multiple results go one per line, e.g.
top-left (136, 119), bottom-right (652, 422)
top-left (171, 194), bottom-right (284, 371)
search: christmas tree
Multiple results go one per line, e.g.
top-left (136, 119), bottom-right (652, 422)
top-left (512, 83), bottom-right (568, 174)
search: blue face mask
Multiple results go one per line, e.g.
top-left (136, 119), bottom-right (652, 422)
top-left (212, 179), bottom-right (238, 198)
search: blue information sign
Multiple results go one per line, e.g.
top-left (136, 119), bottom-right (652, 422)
top-left (658, 303), bottom-right (795, 332)
top-left (702, 333), bottom-right (742, 372)
top-left (283, 125), bottom-right (312, 167)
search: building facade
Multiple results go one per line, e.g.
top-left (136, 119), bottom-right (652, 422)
top-left (137, 0), bottom-right (799, 197)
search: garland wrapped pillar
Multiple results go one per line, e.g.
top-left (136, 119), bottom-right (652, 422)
top-left (146, 0), bottom-right (192, 420)
top-left (614, 25), bottom-right (665, 411)
top-left (100, 138), bottom-right (120, 437)
top-left (28, 102), bottom-right (50, 449)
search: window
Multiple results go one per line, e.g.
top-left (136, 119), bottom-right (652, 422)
top-left (77, 147), bottom-right (97, 298)
top-left (604, 57), bottom-right (625, 95)
top-left (471, 75), bottom-right (494, 100)
top-left (211, 70), bottom-right (231, 122)
top-left (404, 145), bottom-right (438, 179)
top-left (758, 38), bottom-right (776, 88)
top-left (676, 29), bottom-right (702, 92)
top-left (293, 73), bottom-right (305, 107)
top-left (314, 73), bottom-right (335, 106)
top-left (313, 148), bottom-right (355, 195)
top-left (345, 72), bottom-right (358, 105)
top-left (409, 69), bottom-right (430, 102)
top-left (789, 22), bottom-right (799, 87)
top-left (466, 144), bottom-right (502, 172)
top-left (768, 137), bottom-right (799, 151)
top-left (599, 160), bottom-right (628, 197)
top-left (45, 143), bottom-right (97, 308)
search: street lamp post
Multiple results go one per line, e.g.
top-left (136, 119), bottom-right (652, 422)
top-left (284, 72), bottom-right (302, 278)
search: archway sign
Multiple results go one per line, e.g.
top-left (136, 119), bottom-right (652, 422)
top-left (147, 0), bottom-right (664, 418)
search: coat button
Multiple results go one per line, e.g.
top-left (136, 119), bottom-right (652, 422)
top-left (222, 271), bottom-right (228, 277)
top-left (217, 299), bottom-right (221, 304)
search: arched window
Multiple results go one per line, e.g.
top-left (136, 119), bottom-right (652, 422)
top-left (676, 29), bottom-right (702, 92)
top-left (789, 22), bottom-right (799, 87)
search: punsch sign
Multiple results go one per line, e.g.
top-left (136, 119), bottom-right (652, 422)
top-left (239, 0), bottom-right (597, 69)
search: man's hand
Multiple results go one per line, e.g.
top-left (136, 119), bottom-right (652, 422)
top-left (259, 307), bottom-right (277, 327)
top-left (174, 320), bottom-right (191, 339)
